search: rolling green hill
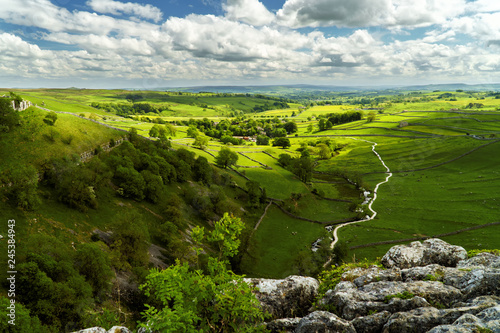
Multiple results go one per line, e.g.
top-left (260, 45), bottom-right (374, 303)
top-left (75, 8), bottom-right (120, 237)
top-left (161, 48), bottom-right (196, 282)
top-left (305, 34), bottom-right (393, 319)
top-left (1, 88), bottom-right (500, 331)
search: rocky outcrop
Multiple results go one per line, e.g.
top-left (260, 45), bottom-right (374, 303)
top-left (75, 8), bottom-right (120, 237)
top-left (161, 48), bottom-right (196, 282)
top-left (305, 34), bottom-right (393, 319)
top-left (294, 311), bottom-right (356, 333)
top-left (76, 239), bottom-right (499, 333)
top-left (381, 239), bottom-right (468, 269)
top-left (265, 239), bottom-right (499, 333)
top-left (72, 327), bottom-right (132, 333)
top-left (243, 275), bottom-right (319, 319)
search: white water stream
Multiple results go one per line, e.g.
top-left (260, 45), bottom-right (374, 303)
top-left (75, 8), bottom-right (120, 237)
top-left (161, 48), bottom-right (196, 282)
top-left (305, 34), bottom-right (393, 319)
top-left (328, 139), bottom-right (393, 249)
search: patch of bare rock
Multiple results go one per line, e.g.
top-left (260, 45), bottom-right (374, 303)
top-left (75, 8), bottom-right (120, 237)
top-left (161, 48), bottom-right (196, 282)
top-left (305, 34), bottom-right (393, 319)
top-left (261, 239), bottom-right (500, 333)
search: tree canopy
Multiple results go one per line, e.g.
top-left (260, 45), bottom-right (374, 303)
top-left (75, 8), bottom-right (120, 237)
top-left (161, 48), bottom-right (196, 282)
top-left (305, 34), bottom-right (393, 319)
top-left (215, 147), bottom-right (238, 169)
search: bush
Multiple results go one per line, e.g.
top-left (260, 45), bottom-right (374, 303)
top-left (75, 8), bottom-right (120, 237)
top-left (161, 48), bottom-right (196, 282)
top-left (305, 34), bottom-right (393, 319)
top-left (43, 112), bottom-right (58, 125)
top-left (5, 165), bottom-right (40, 210)
top-left (74, 243), bottom-right (113, 299)
top-left (61, 134), bottom-right (74, 145)
top-left (139, 214), bottom-right (266, 332)
top-left (0, 296), bottom-right (50, 333)
top-left (110, 211), bottom-right (150, 268)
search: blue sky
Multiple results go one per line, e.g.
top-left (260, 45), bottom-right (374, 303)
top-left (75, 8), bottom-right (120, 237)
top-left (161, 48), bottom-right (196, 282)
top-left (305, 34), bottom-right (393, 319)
top-left (1, 0), bottom-right (500, 88)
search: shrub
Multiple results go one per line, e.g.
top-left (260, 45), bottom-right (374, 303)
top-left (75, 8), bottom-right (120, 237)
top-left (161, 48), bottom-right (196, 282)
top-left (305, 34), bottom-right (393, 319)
top-left (61, 134), bottom-right (74, 145)
top-left (316, 260), bottom-right (382, 305)
top-left (467, 249), bottom-right (500, 258)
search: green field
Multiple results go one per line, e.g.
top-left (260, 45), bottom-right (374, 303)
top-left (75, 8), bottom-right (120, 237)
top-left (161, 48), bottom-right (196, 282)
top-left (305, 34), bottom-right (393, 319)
top-left (3, 88), bottom-right (500, 280)
top-left (241, 205), bottom-right (326, 278)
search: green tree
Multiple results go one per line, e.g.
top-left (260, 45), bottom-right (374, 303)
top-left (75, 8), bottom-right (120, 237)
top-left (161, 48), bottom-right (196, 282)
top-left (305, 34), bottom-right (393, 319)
top-left (139, 214), bottom-right (265, 332)
top-left (74, 243), bottom-right (113, 299)
top-left (186, 125), bottom-right (199, 138)
top-left (141, 169), bottom-right (164, 203)
top-left (149, 124), bottom-right (160, 138)
top-left (215, 147), bottom-right (238, 169)
top-left (325, 120), bottom-right (333, 130)
top-left (272, 137), bottom-right (291, 148)
top-left (271, 127), bottom-right (287, 138)
top-left (367, 111), bottom-right (377, 122)
top-left (332, 240), bottom-right (349, 264)
top-left (6, 165), bottom-right (40, 210)
top-left (256, 135), bottom-right (270, 145)
top-left (164, 123), bottom-right (177, 137)
top-left (128, 127), bottom-right (139, 143)
top-left (246, 180), bottom-right (262, 207)
top-left (307, 124), bottom-right (314, 133)
top-left (317, 143), bottom-right (332, 159)
top-left (15, 235), bottom-right (93, 331)
top-left (56, 167), bottom-right (99, 212)
top-left (0, 296), bottom-right (50, 333)
top-left (114, 165), bottom-right (146, 200)
top-left (283, 121), bottom-right (298, 134)
top-left (0, 97), bottom-right (20, 132)
top-left (278, 153), bottom-right (293, 168)
top-left (193, 134), bottom-right (209, 150)
top-left (110, 211), bottom-right (150, 269)
top-left (318, 118), bottom-right (326, 131)
top-left (292, 156), bottom-right (313, 183)
top-left (193, 156), bottom-right (212, 184)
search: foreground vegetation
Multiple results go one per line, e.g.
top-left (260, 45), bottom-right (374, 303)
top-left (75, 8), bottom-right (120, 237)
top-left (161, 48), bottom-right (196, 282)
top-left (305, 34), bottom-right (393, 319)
top-left (1, 87), bottom-right (500, 331)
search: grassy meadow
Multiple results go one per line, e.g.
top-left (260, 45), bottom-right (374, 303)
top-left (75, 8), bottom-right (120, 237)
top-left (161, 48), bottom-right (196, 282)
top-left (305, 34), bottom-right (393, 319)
top-left (2, 88), bottom-right (500, 279)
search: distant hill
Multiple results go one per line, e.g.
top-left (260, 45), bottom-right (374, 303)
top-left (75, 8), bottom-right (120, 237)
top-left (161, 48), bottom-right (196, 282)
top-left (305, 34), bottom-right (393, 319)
top-left (161, 83), bottom-right (500, 96)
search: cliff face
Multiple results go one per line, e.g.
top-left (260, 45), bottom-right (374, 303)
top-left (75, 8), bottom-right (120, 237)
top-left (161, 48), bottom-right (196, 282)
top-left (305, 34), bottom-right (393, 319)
top-left (73, 239), bottom-right (499, 333)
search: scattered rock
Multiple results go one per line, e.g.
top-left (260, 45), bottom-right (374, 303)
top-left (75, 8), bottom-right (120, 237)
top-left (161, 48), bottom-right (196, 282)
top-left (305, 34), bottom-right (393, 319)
top-left (352, 311), bottom-right (391, 333)
top-left (294, 311), bottom-right (356, 333)
top-left (266, 318), bottom-right (301, 333)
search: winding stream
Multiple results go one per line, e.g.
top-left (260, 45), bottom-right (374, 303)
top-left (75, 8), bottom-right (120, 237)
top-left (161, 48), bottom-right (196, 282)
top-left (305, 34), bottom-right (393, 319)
top-left (329, 139), bottom-right (393, 249)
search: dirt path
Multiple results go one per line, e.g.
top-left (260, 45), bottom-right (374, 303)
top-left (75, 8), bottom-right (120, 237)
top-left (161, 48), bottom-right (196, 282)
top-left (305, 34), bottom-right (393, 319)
top-left (253, 201), bottom-right (273, 232)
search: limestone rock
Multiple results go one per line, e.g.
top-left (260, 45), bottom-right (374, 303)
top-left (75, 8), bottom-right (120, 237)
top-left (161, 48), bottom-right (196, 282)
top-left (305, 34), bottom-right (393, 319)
top-left (295, 311), bottom-right (356, 333)
top-left (321, 280), bottom-right (462, 320)
top-left (107, 327), bottom-right (132, 333)
top-left (341, 266), bottom-right (402, 288)
top-left (266, 318), bottom-right (301, 333)
top-left (457, 252), bottom-right (500, 269)
top-left (71, 328), bottom-right (106, 333)
top-left (381, 239), bottom-right (467, 269)
top-left (428, 304), bottom-right (500, 333)
top-left (448, 268), bottom-right (500, 299)
top-left (71, 327), bottom-right (132, 333)
top-left (352, 311), bottom-right (391, 333)
top-left (401, 264), bottom-right (449, 282)
top-left (382, 296), bottom-right (500, 333)
top-left (244, 275), bottom-right (319, 319)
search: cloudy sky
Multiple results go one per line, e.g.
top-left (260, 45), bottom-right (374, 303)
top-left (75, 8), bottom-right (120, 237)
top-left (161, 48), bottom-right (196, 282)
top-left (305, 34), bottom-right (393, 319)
top-left (1, 0), bottom-right (500, 88)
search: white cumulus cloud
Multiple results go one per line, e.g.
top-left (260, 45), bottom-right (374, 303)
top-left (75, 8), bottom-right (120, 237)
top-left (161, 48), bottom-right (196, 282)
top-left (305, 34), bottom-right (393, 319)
top-left (86, 0), bottom-right (163, 22)
top-left (223, 0), bottom-right (275, 26)
top-left (276, 0), bottom-right (466, 28)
